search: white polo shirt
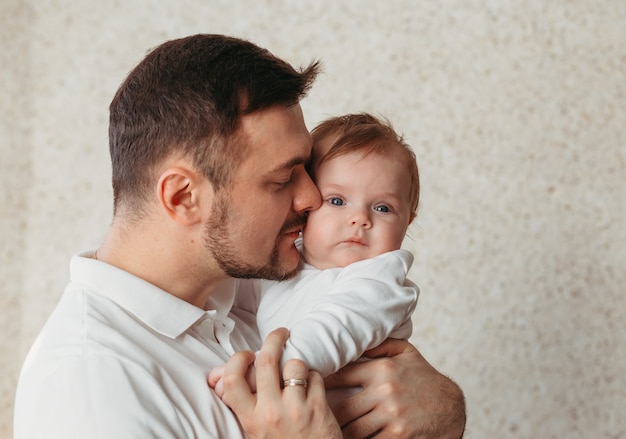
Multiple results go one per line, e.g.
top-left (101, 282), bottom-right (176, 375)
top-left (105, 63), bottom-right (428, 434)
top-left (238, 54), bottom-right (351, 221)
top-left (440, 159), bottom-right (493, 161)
top-left (14, 252), bottom-right (261, 438)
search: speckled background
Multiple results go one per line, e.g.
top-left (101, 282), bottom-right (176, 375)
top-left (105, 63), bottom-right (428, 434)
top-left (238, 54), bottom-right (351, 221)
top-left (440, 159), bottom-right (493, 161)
top-left (1, 1), bottom-right (624, 437)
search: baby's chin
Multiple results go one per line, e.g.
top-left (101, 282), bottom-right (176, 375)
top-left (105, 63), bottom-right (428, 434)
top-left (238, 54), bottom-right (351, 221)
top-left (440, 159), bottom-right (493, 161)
top-left (306, 252), bottom-right (371, 270)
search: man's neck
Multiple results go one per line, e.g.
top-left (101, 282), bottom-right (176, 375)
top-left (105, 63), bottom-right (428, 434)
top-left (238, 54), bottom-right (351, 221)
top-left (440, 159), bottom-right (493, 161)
top-left (97, 221), bottom-right (227, 309)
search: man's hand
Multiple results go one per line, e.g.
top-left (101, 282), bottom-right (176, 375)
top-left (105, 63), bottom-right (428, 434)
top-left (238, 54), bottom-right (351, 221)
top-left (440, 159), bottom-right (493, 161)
top-left (214, 328), bottom-right (342, 439)
top-left (325, 339), bottom-right (466, 439)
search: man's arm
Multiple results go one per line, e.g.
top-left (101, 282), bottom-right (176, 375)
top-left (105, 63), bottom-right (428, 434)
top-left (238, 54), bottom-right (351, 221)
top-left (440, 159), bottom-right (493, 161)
top-left (325, 339), bottom-right (466, 439)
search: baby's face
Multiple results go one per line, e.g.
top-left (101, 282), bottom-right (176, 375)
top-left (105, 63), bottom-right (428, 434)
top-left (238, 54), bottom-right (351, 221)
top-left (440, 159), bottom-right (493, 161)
top-left (302, 149), bottom-right (413, 269)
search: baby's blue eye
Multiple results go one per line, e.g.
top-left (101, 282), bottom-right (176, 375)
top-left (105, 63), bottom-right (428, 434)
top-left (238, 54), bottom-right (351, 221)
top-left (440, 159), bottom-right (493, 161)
top-left (375, 205), bottom-right (390, 213)
top-left (329, 197), bottom-right (345, 206)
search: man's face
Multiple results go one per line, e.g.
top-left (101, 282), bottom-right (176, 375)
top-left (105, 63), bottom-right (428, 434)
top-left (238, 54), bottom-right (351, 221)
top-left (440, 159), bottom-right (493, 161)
top-left (204, 104), bottom-right (321, 280)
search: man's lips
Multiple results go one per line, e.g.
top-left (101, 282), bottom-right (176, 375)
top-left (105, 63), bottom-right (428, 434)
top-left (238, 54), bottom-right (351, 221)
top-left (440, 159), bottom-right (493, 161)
top-left (281, 215), bottom-right (307, 238)
top-left (283, 228), bottom-right (302, 237)
top-left (282, 224), bottom-right (304, 239)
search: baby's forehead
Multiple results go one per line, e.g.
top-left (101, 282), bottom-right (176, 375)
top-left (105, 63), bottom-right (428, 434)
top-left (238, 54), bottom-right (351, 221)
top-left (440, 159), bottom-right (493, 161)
top-left (321, 142), bottom-right (407, 167)
top-left (319, 149), bottom-right (411, 182)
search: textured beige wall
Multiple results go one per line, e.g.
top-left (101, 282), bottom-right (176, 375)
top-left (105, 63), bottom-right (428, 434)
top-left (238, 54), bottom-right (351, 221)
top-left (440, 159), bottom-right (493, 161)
top-left (1, 1), bottom-right (624, 437)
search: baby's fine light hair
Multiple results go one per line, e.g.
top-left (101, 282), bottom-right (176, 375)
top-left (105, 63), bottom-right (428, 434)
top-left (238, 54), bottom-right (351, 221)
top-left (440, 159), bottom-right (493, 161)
top-left (309, 113), bottom-right (420, 222)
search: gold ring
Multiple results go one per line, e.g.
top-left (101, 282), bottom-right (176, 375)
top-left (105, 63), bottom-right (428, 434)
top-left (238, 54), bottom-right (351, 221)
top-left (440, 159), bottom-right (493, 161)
top-left (283, 378), bottom-right (308, 388)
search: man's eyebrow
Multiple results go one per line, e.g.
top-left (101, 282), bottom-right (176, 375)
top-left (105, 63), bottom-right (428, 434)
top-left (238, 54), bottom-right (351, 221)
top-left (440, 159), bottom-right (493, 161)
top-left (266, 156), bottom-right (308, 174)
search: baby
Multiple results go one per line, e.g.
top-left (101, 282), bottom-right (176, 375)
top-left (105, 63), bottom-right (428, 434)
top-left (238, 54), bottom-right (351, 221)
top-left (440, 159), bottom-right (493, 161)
top-left (210, 113), bottom-right (420, 402)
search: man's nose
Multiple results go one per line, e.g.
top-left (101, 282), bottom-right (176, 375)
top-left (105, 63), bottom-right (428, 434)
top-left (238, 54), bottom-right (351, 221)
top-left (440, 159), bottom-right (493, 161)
top-left (293, 168), bottom-right (321, 213)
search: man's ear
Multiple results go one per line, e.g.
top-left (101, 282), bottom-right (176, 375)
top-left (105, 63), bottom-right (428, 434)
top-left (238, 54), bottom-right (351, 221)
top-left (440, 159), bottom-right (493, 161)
top-left (157, 167), bottom-right (209, 226)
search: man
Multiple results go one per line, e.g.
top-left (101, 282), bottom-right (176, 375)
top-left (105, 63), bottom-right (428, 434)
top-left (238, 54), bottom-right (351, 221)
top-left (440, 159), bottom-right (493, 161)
top-left (14, 34), bottom-right (465, 438)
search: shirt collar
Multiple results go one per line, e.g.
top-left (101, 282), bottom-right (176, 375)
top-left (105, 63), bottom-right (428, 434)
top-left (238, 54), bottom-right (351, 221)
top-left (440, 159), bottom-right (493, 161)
top-left (70, 251), bottom-right (236, 339)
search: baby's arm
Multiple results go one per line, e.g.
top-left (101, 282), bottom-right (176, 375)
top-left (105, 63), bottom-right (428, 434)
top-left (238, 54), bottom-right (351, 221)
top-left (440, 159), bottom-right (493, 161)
top-left (275, 250), bottom-right (418, 377)
top-left (210, 250), bottom-right (417, 395)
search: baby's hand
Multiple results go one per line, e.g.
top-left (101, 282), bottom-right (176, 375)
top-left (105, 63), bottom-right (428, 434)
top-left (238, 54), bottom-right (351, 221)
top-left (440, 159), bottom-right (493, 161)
top-left (208, 364), bottom-right (257, 398)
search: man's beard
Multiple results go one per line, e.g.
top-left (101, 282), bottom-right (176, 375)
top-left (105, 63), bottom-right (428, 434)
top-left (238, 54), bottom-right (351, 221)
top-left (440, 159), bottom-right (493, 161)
top-left (204, 194), bottom-right (306, 281)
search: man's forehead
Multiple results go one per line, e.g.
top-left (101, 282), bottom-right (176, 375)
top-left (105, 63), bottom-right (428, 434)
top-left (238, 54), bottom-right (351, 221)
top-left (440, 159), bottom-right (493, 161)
top-left (234, 105), bottom-right (312, 171)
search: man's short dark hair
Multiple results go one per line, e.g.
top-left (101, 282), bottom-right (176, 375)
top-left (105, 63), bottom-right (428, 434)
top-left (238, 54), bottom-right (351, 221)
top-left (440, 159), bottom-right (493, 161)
top-left (109, 34), bottom-right (320, 213)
